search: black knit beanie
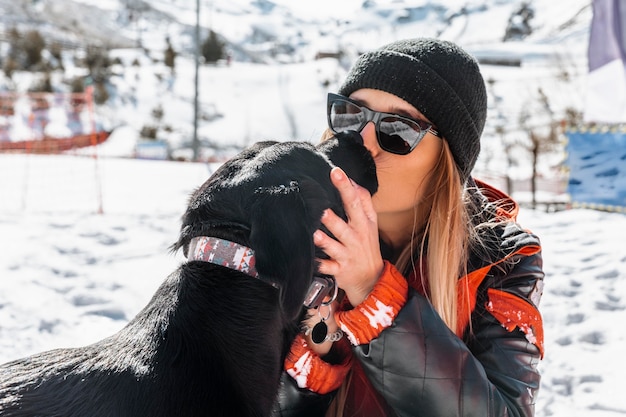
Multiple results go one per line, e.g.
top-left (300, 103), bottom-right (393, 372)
top-left (338, 38), bottom-right (487, 182)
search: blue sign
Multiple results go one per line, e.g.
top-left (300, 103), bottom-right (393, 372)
top-left (566, 128), bottom-right (626, 211)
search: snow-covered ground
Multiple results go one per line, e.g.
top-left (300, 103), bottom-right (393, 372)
top-left (0, 152), bottom-right (625, 417)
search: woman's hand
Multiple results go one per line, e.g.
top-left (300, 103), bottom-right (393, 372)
top-left (314, 167), bottom-right (384, 307)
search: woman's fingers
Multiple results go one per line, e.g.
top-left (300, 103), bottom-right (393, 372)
top-left (330, 167), bottom-right (367, 226)
top-left (356, 181), bottom-right (378, 224)
top-left (313, 167), bottom-right (383, 306)
top-left (313, 223), bottom-right (341, 277)
top-left (330, 168), bottom-right (379, 240)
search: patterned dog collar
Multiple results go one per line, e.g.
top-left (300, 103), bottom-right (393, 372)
top-left (188, 236), bottom-right (279, 289)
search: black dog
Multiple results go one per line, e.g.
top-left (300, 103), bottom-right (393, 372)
top-left (0, 131), bottom-right (377, 417)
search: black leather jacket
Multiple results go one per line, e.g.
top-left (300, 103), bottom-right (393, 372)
top-left (273, 180), bottom-right (545, 417)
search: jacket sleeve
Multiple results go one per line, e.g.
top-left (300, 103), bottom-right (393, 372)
top-left (271, 335), bottom-right (353, 416)
top-left (271, 372), bottom-right (335, 417)
top-left (352, 250), bottom-right (544, 417)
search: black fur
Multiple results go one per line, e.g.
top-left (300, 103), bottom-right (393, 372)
top-left (0, 131), bottom-right (377, 417)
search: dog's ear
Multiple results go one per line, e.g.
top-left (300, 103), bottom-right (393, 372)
top-left (249, 179), bottom-right (332, 320)
top-left (170, 141), bottom-right (281, 255)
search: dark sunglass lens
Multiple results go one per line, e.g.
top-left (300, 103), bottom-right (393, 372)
top-left (330, 100), bottom-right (365, 132)
top-left (377, 118), bottom-right (423, 154)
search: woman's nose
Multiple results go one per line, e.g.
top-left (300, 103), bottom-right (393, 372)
top-left (360, 122), bottom-right (381, 156)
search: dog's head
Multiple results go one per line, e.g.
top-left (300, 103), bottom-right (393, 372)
top-left (173, 131), bottom-right (377, 320)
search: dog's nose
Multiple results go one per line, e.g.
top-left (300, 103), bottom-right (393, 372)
top-left (336, 130), bottom-right (364, 146)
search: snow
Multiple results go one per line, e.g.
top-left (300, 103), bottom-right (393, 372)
top-left (1, 0), bottom-right (625, 415)
top-left (1, 152), bottom-right (625, 417)
top-left (516, 208), bottom-right (626, 416)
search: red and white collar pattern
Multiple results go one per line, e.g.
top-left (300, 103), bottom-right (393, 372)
top-left (187, 236), bottom-right (279, 289)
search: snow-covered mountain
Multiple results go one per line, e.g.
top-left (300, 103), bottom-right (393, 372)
top-left (1, 0), bottom-right (592, 179)
top-left (0, 0), bottom-right (592, 59)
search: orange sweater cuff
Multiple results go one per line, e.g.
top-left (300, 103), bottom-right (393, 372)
top-left (335, 260), bottom-right (408, 345)
top-left (284, 334), bottom-right (353, 394)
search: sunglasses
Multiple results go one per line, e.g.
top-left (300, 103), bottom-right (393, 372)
top-left (327, 93), bottom-right (439, 155)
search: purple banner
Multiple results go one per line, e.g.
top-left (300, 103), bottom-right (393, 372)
top-left (588, 0), bottom-right (626, 71)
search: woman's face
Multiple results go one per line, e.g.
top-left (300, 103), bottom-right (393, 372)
top-left (348, 89), bottom-right (443, 233)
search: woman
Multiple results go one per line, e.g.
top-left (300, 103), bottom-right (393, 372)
top-left (273, 38), bottom-right (544, 417)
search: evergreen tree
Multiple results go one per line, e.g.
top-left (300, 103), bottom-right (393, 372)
top-left (23, 30), bottom-right (46, 69)
top-left (2, 57), bottom-right (18, 79)
top-left (7, 28), bottom-right (46, 70)
top-left (201, 30), bottom-right (224, 64)
top-left (164, 38), bottom-right (176, 71)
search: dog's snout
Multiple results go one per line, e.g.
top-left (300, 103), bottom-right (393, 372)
top-left (318, 131), bottom-right (378, 196)
top-left (335, 130), bottom-right (363, 146)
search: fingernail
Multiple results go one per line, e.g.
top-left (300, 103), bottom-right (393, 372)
top-left (313, 230), bottom-right (323, 242)
top-left (332, 167), bottom-right (345, 181)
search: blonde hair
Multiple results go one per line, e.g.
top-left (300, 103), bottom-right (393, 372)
top-left (323, 135), bottom-right (473, 417)
top-left (394, 140), bottom-right (470, 332)
top-left (320, 130), bottom-right (470, 331)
